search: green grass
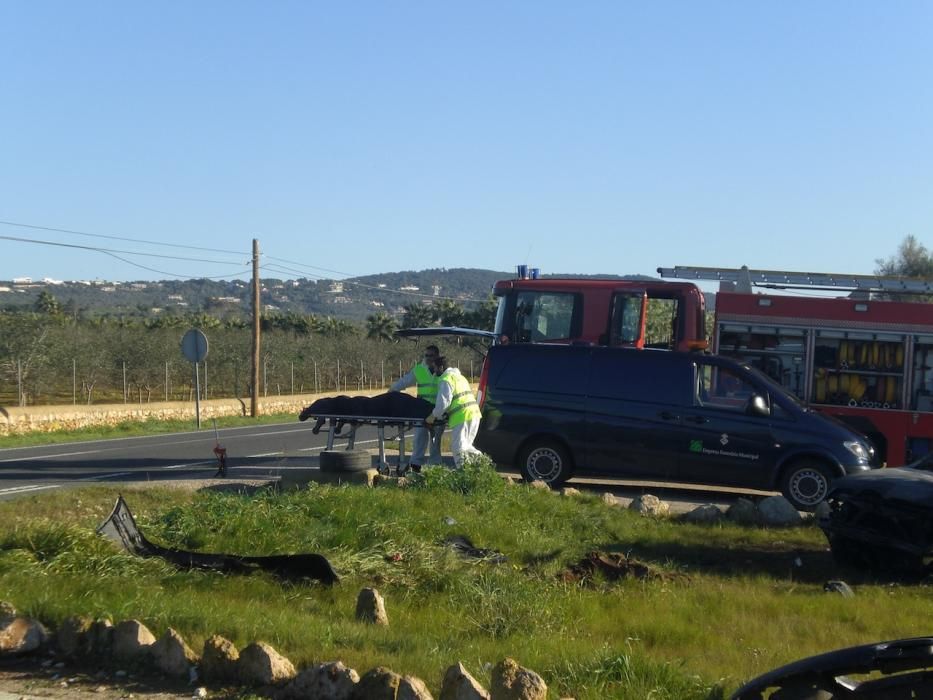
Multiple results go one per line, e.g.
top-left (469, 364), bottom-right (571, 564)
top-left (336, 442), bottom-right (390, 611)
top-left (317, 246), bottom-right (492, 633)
top-left (1, 459), bottom-right (929, 699)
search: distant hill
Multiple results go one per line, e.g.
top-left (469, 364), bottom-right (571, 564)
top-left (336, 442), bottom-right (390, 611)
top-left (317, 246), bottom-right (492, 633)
top-left (0, 269), bottom-right (689, 320)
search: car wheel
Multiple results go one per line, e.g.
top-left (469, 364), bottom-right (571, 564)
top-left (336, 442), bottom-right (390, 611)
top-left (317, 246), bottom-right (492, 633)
top-left (519, 440), bottom-right (572, 486)
top-left (780, 460), bottom-right (833, 511)
top-left (319, 450), bottom-right (373, 473)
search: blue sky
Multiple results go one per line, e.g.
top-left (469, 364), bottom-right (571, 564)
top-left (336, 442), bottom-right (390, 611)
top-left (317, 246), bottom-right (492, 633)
top-left (1, 1), bottom-right (931, 287)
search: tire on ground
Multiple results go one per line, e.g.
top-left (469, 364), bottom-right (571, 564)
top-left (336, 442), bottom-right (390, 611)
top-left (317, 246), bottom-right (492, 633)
top-left (319, 449), bottom-right (373, 473)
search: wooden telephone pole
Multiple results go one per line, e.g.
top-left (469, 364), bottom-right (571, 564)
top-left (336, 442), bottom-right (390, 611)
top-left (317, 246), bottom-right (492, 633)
top-left (251, 238), bottom-right (261, 417)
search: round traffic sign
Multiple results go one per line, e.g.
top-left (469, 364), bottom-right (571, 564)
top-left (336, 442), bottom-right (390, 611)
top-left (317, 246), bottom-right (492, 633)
top-left (181, 328), bottom-right (209, 363)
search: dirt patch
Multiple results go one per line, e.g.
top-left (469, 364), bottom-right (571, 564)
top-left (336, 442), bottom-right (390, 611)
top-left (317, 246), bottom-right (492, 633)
top-left (560, 550), bottom-right (688, 585)
top-left (0, 655), bottom-right (215, 699)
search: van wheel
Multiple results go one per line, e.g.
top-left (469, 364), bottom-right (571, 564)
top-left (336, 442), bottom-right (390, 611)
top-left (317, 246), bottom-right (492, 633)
top-left (780, 460), bottom-right (833, 511)
top-left (519, 440), bottom-right (572, 486)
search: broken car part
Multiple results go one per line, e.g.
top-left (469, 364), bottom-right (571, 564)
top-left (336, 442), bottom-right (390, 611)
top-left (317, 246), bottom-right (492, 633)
top-left (97, 495), bottom-right (339, 585)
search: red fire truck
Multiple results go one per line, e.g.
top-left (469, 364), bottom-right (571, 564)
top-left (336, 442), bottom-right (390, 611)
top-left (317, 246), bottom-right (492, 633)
top-left (490, 275), bottom-right (708, 352)
top-left (399, 271), bottom-right (709, 353)
top-left (659, 266), bottom-right (933, 466)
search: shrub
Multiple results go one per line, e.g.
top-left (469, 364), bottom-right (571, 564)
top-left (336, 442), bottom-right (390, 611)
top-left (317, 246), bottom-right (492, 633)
top-left (408, 454), bottom-right (506, 497)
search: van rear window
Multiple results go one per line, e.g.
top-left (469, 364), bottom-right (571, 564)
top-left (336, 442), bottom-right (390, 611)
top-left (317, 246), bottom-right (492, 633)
top-left (587, 351), bottom-right (693, 405)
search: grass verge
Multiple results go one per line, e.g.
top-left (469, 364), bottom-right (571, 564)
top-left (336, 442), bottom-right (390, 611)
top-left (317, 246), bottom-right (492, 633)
top-left (1, 459), bottom-right (929, 699)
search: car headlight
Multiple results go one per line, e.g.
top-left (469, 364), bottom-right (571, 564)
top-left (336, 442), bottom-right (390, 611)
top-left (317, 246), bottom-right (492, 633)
top-left (844, 440), bottom-right (869, 462)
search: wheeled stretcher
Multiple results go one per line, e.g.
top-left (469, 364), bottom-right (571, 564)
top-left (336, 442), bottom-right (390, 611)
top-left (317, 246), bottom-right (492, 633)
top-left (310, 413), bottom-right (443, 475)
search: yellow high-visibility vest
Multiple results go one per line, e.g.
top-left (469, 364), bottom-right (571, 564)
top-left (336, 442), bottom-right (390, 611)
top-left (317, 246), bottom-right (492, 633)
top-left (441, 371), bottom-right (481, 427)
top-left (412, 363), bottom-right (439, 403)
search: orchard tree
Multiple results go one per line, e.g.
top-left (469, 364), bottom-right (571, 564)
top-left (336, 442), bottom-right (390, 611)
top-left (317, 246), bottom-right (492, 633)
top-left (875, 235), bottom-right (933, 278)
top-left (0, 314), bottom-right (53, 405)
top-left (875, 234), bottom-right (933, 301)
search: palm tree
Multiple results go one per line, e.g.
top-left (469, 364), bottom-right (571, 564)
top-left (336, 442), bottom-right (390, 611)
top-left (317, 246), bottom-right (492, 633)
top-left (319, 316), bottom-right (357, 337)
top-left (432, 299), bottom-right (464, 327)
top-left (462, 296), bottom-right (498, 331)
top-left (366, 312), bottom-right (398, 341)
top-left (401, 303), bottom-right (436, 329)
top-left (35, 290), bottom-right (61, 315)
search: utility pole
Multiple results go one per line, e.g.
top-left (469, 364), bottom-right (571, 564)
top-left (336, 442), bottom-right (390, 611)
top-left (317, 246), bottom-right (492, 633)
top-left (251, 238), bottom-right (261, 417)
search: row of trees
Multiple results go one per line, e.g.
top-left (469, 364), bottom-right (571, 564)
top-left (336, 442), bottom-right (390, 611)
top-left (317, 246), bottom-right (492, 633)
top-left (0, 299), bottom-right (496, 407)
top-left (7, 236), bottom-right (929, 407)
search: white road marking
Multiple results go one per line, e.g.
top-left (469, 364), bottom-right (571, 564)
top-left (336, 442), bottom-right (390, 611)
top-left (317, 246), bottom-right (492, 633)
top-left (246, 437), bottom-right (379, 458)
top-left (0, 484), bottom-right (60, 495)
top-left (0, 448), bottom-right (110, 463)
top-left (0, 422), bottom-right (321, 453)
top-left (77, 472), bottom-right (134, 481)
top-left (164, 461), bottom-right (215, 470)
top-left (0, 434), bottom-right (390, 497)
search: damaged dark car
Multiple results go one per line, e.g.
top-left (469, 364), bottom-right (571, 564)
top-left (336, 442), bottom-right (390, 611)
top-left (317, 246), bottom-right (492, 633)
top-left (731, 636), bottom-right (933, 699)
top-left (819, 452), bottom-right (933, 574)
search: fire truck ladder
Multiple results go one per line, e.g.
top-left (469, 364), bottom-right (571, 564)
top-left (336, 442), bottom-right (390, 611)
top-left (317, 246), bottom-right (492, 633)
top-left (657, 266), bottom-right (933, 295)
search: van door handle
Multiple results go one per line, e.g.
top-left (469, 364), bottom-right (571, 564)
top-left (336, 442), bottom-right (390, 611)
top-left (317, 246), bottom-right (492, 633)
top-left (685, 415), bottom-right (708, 424)
top-left (658, 411), bottom-right (678, 421)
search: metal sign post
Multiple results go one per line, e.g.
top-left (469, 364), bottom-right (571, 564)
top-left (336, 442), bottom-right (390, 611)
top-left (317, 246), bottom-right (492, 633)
top-left (181, 328), bottom-right (209, 429)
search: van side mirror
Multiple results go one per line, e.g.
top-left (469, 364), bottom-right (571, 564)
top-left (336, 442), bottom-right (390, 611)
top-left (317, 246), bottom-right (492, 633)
top-left (745, 394), bottom-right (770, 417)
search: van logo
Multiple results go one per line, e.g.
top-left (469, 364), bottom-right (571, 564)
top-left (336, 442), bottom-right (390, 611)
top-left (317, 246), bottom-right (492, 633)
top-left (720, 433), bottom-right (729, 446)
top-left (689, 440), bottom-right (703, 453)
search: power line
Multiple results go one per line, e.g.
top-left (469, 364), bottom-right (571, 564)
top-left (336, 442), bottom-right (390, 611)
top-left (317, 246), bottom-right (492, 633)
top-left (263, 254), bottom-right (358, 279)
top-left (100, 250), bottom-right (251, 279)
top-left (0, 219), bottom-right (244, 256)
top-left (0, 219), bottom-right (490, 299)
top-left (0, 235), bottom-right (249, 267)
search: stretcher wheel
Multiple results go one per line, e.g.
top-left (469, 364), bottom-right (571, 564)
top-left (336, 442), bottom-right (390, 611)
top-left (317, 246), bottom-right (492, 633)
top-left (319, 449), bottom-right (373, 473)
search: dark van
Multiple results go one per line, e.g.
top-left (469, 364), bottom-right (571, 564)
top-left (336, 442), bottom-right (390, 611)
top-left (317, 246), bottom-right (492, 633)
top-left (474, 344), bottom-right (877, 510)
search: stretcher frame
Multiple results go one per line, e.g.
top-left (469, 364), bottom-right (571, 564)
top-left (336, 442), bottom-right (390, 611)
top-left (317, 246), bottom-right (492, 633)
top-left (312, 414), bottom-right (442, 475)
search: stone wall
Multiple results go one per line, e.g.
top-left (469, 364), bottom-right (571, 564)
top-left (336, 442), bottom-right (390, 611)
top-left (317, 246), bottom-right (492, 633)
top-left (0, 390), bottom-right (380, 436)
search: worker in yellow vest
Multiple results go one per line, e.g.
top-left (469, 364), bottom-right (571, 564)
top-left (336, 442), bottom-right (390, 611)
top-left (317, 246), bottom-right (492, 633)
top-left (390, 345), bottom-right (443, 473)
top-left (426, 355), bottom-right (482, 468)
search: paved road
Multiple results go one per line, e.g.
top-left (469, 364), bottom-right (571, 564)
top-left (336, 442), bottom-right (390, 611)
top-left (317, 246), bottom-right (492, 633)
top-left (0, 420), bottom-right (350, 500)
top-left (0, 421), bottom-right (777, 511)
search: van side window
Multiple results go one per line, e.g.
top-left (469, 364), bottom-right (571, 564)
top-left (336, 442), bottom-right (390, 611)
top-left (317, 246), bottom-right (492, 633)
top-left (588, 351), bottom-right (693, 405)
top-left (513, 291), bottom-right (575, 343)
top-left (498, 350), bottom-right (587, 395)
top-left (696, 363), bottom-right (757, 412)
